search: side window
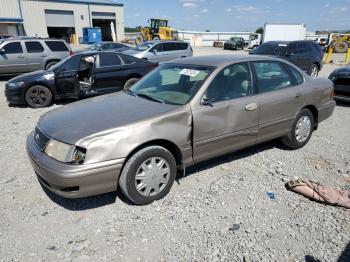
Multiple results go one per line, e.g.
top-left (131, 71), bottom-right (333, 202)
top-left (163, 42), bottom-right (177, 51)
top-left (176, 43), bottom-right (188, 50)
top-left (298, 43), bottom-right (311, 53)
top-left (288, 65), bottom-right (304, 85)
top-left (119, 54), bottom-right (136, 65)
top-left (150, 43), bottom-right (163, 52)
top-left (25, 41), bottom-right (44, 53)
top-left (254, 62), bottom-right (292, 93)
top-left (288, 42), bottom-right (298, 54)
top-left (3, 42), bottom-right (23, 54)
top-left (204, 63), bottom-right (253, 102)
top-left (98, 53), bottom-right (122, 67)
top-left (44, 41), bottom-right (69, 52)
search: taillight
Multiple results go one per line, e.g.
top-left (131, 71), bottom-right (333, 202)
top-left (69, 50), bottom-right (74, 56)
top-left (330, 87), bottom-right (335, 98)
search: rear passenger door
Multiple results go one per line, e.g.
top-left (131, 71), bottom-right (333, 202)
top-left (24, 41), bottom-right (46, 71)
top-left (0, 41), bottom-right (28, 74)
top-left (295, 42), bottom-right (312, 72)
top-left (163, 42), bottom-right (179, 61)
top-left (252, 61), bottom-right (305, 143)
top-left (93, 52), bottom-right (124, 92)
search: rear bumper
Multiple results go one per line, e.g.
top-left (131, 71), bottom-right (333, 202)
top-left (318, 100), bottom-right (336, 123)
top-left (26, 132), bottom-right (124, 198)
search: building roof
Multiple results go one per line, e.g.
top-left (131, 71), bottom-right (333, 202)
top-left (45, 0), bottom-right (123, 6)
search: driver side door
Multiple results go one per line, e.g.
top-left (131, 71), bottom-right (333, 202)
top-left (192, 62), bottom-right (259, 163)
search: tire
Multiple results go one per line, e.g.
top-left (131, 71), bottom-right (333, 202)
top-left (45, 61), bottom-right (58, 70)
top-left (25, 85), bottom-right (53, 108)
top-left (281, 109), bottom-right (314, 149)
top-left (153, 36), bottom-right (160, 41)
top-left (123, 78), bottom-right (139, 90)
top-left (334, 41), bottom-right (348, 53)
top-left (119, 146), bottom-right (177, 205)
top-left (309, 64), bottom-right (319, 77)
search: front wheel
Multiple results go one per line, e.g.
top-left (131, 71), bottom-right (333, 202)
top-left (123, 78), bottom-right (139, 90)
top-left (281, 109), bottom-right (314, 149)
top-left (153, 36), bottom-right (160, 41)
top-left (309, 64), bottom-right (319, 77)
top-left (25, 85), bottom-right (53, 108)
top-left (119, 146), bottom-right (177, 205)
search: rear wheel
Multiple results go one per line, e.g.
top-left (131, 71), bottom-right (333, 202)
top-left (309, 64), bottom-right (319, 77)
top-left (281, 109), bottom-right (314, 149)
top-left (153, 36), bottom-right (160, 41)
top-left (123, 78), bottom-right (139, 90)
top-left (25, 85), bottom-right (53, 108)
top-left (45, 61), bottom-right (58, 70)
top-left (119, 146), bottom-right (177, 205)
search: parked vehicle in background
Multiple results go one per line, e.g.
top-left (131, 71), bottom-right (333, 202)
top-left (250, 40), bottom-right (323, 77)
top-left (0, 38), bottom-right (72, 75)
top-left (329, 66), bottom-right (350, 102)
top-left (0, 34), bottom-right (12, 40)
top-left (263, 23), bottom-right (306, 43)
top-left (223, 37), bottom-right (245, 50)
top-left (5, 51), bottom-right (157, 108)
top-left (77, 42), bottom-right (131, 53)
top-left (26, 55), bottom-right (335, 205)
top-left (122, 40), bottom-right (193, 62)
top-left (329, 33), bottom-right (350, 53)
top-left (248, 33), bottom-right (262, 49)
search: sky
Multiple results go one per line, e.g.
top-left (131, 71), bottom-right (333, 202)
top-left (119, 0), bottom-right (350, 32)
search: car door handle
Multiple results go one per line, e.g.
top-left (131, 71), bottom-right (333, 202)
top-left (295, 92), bottom-right (303, 99)
top-left (245, 103), bottom-right (258, 111)
top-left (18, 55), bottom-right (25, 58)
top-left (40, 54), bottom-right (47, 57)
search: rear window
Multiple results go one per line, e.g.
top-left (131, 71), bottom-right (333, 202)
top-left (45, 41), bottom-right (69, 52)
top-left (25, 41), bottom-right (44, 53)
top-left (251, 43), bottom-right (287, 56)
top-left (119, 54), bottom-right (136, 65)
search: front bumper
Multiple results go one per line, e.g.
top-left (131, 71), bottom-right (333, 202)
top-left (4, 85), bottom-right (25, 105)
top-left (26, 132), bottom-right (125, 198)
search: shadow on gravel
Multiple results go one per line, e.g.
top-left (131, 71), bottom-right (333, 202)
top-left (336, 101), bottom-right (350, 108)
top-left (338, 241), bottom-right (350, 262)
top-left (8, 98), bottom-right (76, 108)
top-left (305, 255), bottom-right (321, 262)
top-left (0, 76), bottom-right (13, 81)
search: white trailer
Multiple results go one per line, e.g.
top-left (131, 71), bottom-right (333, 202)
top-left (263, 23), bottom-right (306, 43)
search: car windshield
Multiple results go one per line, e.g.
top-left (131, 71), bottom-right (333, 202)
top-left (88, 43), bottom-right (102, 50)
top-left (129, 64), bottom-right (214, 105)
top-left (252, 43), bottom-right (287, 56)
top-left (134, 42), bottom-right (153, 51)
top-left (230, 37), bottom-right (240, 42)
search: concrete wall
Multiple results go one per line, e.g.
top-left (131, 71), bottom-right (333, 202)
top-left (0, 0), bottom-right (22, 19)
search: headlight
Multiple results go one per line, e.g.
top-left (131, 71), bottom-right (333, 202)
top-left (44, 139), bottom-right (86, 165)
top-left (7, 81), bottom-right (24, 88)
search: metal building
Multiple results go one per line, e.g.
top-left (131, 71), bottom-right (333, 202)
top-left (0, 0), bottom-right (124, 42)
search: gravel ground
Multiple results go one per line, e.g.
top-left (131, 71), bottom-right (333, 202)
top-left (0, 47), bottom-right (349, 262)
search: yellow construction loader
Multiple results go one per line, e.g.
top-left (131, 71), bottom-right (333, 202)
top-left (330, 33), bottom-right (350, 53)
top-left (136, 19), bottom-right (178, 45)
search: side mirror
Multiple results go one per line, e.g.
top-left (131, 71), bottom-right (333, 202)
top-left (0, 49), bottom-right (5, 54)
top-left (97, 47), bottom-right (103, 51)
top-left (285, 50), bottom-right (295, 57)
top-left (201, 96), bottom-right (215, 106)
top-left (152, 49), bottom-right (158, 55)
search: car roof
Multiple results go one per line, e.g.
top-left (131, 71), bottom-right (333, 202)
top-left (142, 40), bottom-right (187, 45)
top-left (263, 40), bottom-right (316, 45)
top-left (1, 37), bottom-right (66, 42)
top-left (168, 55), bottom-right (286, 67)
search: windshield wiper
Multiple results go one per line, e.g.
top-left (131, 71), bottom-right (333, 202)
top-left (135, 93), bottom-right (165, 104)
top-left (125, 89), bottom-right (136, 96)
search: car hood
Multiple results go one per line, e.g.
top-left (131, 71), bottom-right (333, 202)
top-left (38, 92), bottom-right (179, 145)
top-left (8, 70), bottom-right (48, 82)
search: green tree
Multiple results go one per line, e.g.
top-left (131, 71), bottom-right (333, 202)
top-left (255, 27), bottom-right (264, 34)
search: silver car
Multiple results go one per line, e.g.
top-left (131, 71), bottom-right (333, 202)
top-left (26, 55), bottom-right (335, 205)
top-left (123, 40), bottom-right (193, 62)
top-left (0, 38), bottom-right (72, 75)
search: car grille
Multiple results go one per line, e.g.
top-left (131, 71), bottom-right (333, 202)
top-left (34, 127), bottom-right (50, 151)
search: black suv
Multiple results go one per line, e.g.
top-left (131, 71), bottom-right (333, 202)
top-left (224, 37), bottom-right (245, 50)
top-left (250, 40), bottom-right (323, 76)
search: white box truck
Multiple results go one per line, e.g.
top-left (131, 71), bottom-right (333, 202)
top-left (263, 23), bottom-right (306, 43)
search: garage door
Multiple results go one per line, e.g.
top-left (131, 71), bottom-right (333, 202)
top-left (91, 12), bottom-right (115, 20)
top-left (45, 10), bottom-right (75, 27)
